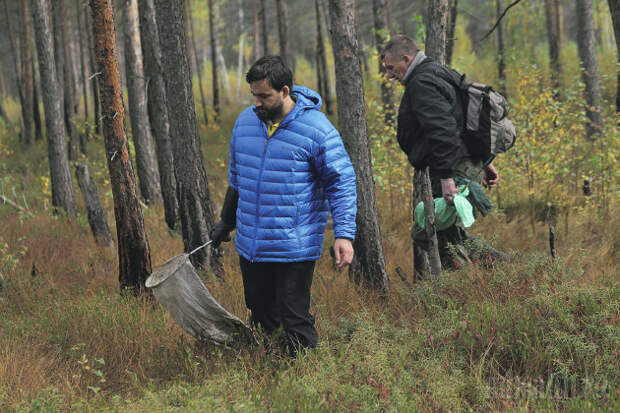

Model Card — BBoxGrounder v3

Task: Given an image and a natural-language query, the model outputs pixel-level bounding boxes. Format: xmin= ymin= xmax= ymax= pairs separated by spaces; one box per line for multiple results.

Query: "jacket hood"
xmin=291 ymin=85 xmax=322 ymax=112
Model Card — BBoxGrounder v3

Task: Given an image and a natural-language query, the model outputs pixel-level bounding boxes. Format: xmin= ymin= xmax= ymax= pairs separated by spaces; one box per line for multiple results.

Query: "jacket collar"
xmin=401 ymin=50 xmax=427 ymax=85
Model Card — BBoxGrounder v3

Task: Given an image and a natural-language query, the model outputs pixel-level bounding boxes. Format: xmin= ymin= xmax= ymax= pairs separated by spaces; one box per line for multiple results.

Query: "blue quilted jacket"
xmin=228 ymin=86 xmax=357 ymax=262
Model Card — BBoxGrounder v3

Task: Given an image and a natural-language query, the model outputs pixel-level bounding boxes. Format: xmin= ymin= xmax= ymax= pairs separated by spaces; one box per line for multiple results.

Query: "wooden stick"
xmin=0 ymin=194 xmax=27 ymax=212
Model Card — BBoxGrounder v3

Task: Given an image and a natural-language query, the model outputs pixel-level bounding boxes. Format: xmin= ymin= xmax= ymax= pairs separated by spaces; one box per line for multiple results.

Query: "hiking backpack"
xmin=437 ymin=68 xmax=517 ymax=165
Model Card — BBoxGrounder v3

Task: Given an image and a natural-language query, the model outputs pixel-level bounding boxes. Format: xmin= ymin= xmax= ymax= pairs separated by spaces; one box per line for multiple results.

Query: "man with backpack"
xmin=381 ymin=35 xmax=510 ymax=270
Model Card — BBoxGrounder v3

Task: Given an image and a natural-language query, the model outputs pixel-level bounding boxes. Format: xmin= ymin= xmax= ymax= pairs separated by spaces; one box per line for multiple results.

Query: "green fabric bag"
xmin=414 ymin=185 xmax=475 ymax=231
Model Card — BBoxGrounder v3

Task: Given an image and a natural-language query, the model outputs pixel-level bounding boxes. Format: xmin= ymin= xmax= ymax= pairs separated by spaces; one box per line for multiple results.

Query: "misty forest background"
xmin=0 ymin=0 xmax=619 ymax=411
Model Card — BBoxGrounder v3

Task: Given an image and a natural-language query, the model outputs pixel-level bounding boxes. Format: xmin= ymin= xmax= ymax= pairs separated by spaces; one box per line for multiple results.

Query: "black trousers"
xmin=239 ymin=256 xmax=318 ymax=351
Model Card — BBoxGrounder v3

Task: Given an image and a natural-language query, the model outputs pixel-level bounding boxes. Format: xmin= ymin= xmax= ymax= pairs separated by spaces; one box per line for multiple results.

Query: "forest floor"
xmin=0 ymin=105 xmax=618 ymax=412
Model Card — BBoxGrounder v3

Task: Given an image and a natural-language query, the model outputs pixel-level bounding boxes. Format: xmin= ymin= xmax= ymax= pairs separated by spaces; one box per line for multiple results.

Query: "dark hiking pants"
xmin=239 ymin=256 xmax=318 ymax=353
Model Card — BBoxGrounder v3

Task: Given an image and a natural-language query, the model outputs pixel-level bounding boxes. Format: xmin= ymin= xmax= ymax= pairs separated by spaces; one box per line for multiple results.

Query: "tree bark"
xmin=123 ymin=0 xmax=162 ymax=204
xmin=186 ymin=1 xmax=209 ymax=125
xmin=496 ymin=0 xmax=506 ymax=96
xmin=0 ymin=100 xmax=9 ymax=124
xmin=275 ymin=0 xmax=293 ymax=73
xmin=89 ymin=0 xmax=152 ymax=294
xmin=576 ymin=0 xmax=604 ymax=140
xmin=608 ymin=0 xmax=620 ymax=112
xmin=85 ymin=7 xmax=101 ymax=134
xmin=208 ymin=0 xmax=220 ymax=119
xmin=76 ymin=162 xmax=113 ymax=246
xmin=216 ymin=29 xmax=231 ymax=103
xmin=137 ymin=0 xmax=179 ymax=230
xmin=76 ymin=0 xmax=90 ymax=124
xmin=259 ymin=0 xmax=268 ymax=57
xmin=545 ymin=0 xmax=562 ymax=98
xmin=446 ymin=0 xmax=458 ymax=66
xmin=31 ymin=0 xmax=77 ymax=217
xmin=3 ymin=0 xmax=26 ymax=135
xmin=31 ymin=59 xmax=43 ymax=142
xmin=315 ymin=0 xmax=332 ymax=115
xmin=20 ymin=0 xmax=35 ymax=145
xmin=328 ymin=0 xmax=389 ymax=293
xmin=153 ymin=0 xmax=222 ymax=274
xmin=416 ymin=0 xmax=449 ymax=278
xmin=236 ymin=3 xmax=245 ymax=99
xmin=372 ymin=0 xmax=394 ymax=124
xmin=53 ymin=0 xmax=80 ymax=161
xmin=253 ymin=2 xmax=260 ymax=60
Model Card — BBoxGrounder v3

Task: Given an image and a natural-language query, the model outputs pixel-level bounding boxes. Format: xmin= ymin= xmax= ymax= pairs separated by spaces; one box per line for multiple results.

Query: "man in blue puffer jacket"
xmin=210 ymin=56 xmax=357 ymax=353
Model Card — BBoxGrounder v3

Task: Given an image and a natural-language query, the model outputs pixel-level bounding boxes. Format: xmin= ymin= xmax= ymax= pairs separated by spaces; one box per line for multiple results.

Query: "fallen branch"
xmin=0 ymin=194 xmax=27 ymax=212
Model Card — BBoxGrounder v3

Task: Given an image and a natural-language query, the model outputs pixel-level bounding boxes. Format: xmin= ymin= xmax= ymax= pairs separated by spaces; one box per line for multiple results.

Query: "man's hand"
xmin=483 ymin=163 xmax=499 ymax=189
xmin=440 ymin=178 xmax=459 ymax=205
xmin=209 ymin=221 xmax=234 ymax=248
xmin=333 ymin=238 xmax=354 ymax=268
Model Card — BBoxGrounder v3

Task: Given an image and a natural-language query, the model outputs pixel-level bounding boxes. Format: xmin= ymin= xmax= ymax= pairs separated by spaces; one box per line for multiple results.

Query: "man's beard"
xmin=254 ymin=101 xmax=284 ymax=122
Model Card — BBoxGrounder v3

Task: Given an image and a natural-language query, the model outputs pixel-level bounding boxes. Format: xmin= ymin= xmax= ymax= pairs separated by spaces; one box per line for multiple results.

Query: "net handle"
xmin=189 ymin=239 xmax=213 ymax=256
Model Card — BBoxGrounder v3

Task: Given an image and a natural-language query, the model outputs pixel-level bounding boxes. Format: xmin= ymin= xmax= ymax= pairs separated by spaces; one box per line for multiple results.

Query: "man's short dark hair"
xmin=381 ymin=35 xmax=419 ymax=60
xmin=246 ymin=55 xmax=293 ymax=91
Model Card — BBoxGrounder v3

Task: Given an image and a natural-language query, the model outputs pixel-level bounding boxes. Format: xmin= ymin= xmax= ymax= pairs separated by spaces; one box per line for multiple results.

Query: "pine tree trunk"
xmin=315 ymin=0 xmax=332 ymax=115
xmin=153 ymin=0 xmax=222 ymax=274
xmin=608 ymin=0 xmax=620 ymax=112
xmin=53 ymin=0 xmax=80 ymax=161
xmin=576 ymin=0 xmax=604 ymax=140
xmin=253 ymin=2 xmax=261 ymax=60
xmin=4 ymin=0 xmax=26 ymax=136
xmin=236 ymin=3 xmax=245 ymax=99
xmin=137 ymin=0 xmax=179 ymax=230
xmin=0 ymin=68 xmax=6 ymax=98
xmin=89 ymin=0 xmax=152 ymax=294
xmin=385 ymin=0 xmax=394 ymax=33
xmin=545 ymin=0 xmax=562 ymax=98
xmin=20 ymin=0 xmax=34 ymax=145
xmin=216 ymin=33 xmax=231 ymax=103
xmin=123 ymin=0 xmax=162 ymax=204
xmin=315 ymin=0 xmax=324 ymax=100
xmin=496 ymin=0 xmax=506 ymax=96
xmin=31 ymin=59 xmax=43 ymax=142
xmin=372 ymin=0 xmax=394 ymax=124
xmin=446 ymin=0 xmax=458 ymax=66
xmin=75 ymin=162 xmax=112 ymax=246
xmin=418 ymin=0 xmax=449 ymax=278
xmin=259 ymin=0 xmax=268 ymax=57
xmin=275 ymin=0 xmax=293 ymax=72
xmin=328 ymin=0 xmax=389 ymax=293
xmin=85 ymin=7 xmax=101 ymax=134
xmin=31 ymin=0 xmax=77 ymax=217
xmin=186 ymin=2 xmax=209 ymax=125
xmin=76 ymin=0 xmax=90 ymax=124
xmin=0 ymin=100 xmax=9 ymax=124
xmin=208 ymin=0 xmax=220 ymax=119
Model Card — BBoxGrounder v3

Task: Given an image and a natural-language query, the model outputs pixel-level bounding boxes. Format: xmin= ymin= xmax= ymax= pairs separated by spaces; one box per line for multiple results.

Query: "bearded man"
xmin=210 ymin=56 xmax=357 ymax=354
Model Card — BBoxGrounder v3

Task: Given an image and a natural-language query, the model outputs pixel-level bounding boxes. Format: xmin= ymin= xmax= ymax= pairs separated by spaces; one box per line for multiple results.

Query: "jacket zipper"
xmin=249 ymin=123 xmax=274 ymax=262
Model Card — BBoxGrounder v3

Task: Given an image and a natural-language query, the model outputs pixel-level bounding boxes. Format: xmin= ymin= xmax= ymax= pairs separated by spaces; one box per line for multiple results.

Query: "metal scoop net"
xmin=145 ymin=241 xmax=255 ymax=346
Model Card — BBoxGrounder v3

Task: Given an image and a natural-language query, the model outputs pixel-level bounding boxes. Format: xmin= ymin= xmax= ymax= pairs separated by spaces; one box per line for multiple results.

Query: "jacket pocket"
xmin=294 ymin=205 xmax=302 ymax=250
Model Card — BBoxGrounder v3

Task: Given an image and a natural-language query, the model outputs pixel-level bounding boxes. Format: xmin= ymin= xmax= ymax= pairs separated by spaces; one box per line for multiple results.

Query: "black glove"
xmin=210 ymin=186 xmax=239 ymax=248
xmin=210 ymin=221 xmax=234 ymax=248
